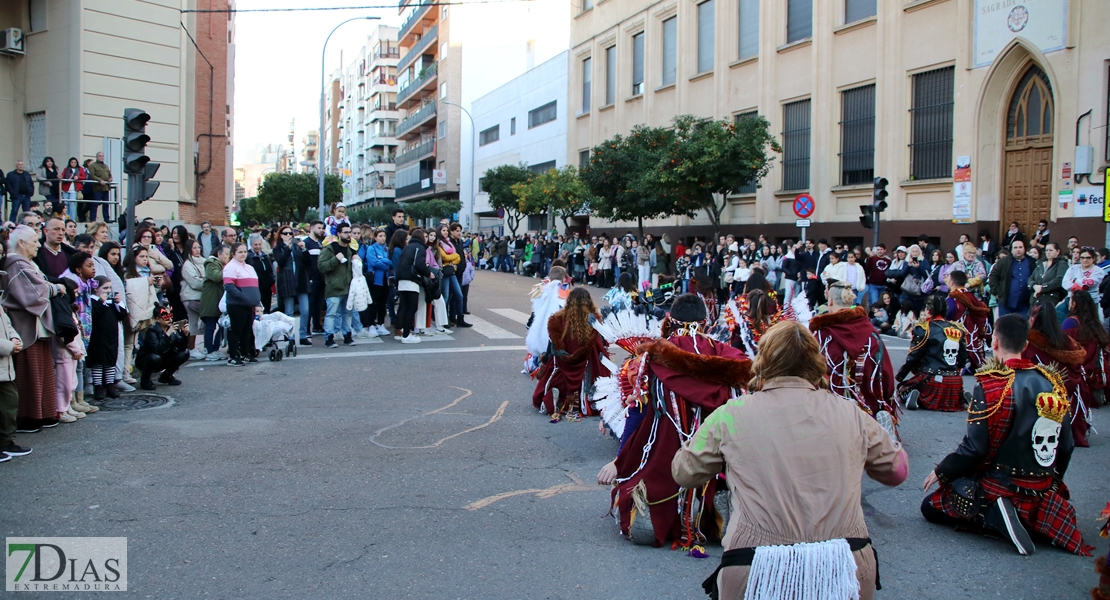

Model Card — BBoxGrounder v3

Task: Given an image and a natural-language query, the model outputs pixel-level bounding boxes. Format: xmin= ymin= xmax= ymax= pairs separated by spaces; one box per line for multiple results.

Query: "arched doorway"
xmin=1002 ymin=65 xmax=1054 ymax=234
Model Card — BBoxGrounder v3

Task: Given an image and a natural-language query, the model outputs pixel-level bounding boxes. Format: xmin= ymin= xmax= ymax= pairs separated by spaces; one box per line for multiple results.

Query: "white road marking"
xmin=488 ymin=308 xmax=531 ymax=325
xmin=464 ymin=315 xmax=522 ymax=339
xmin=285 ymin=345 xmax=526 ymax=360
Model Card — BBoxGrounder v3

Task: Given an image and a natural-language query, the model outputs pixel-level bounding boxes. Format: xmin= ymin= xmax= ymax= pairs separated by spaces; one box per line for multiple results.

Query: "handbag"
xmin=422 ymin=268 xmax=442 ymax=301
xmin=461 ymin=259 xmax=476 ymax=286
xmin=723 ymin=270 xmax=735 ymax=284
xmin=901 ymin=274 xmax=923 ymax=295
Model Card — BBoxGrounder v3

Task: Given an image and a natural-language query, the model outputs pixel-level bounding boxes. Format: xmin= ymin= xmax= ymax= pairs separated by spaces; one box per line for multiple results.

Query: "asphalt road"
xmin=3 ymin=270 xmax=1106 ymax=599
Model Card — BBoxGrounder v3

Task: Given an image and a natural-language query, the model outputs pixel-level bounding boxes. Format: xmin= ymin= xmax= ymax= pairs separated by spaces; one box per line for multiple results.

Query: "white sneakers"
xmin=58 ymin=412 xmax=77 ymax=423
xmin=355 ymin=329 xmax=371 ymax=339
xmin=189 ymin=349 xmax=208 ymax=361
xmin=401 ymin=334 xmax=421 ymax=344
xmin=375 ymin=325 xmax=390 ymax=336
xmin=435 ymin=326 xmax=453 ymax=335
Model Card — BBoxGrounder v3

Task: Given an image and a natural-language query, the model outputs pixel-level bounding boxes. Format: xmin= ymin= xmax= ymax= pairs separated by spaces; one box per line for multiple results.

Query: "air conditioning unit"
xmin=0 ymin=28 xmax=25 ymax=55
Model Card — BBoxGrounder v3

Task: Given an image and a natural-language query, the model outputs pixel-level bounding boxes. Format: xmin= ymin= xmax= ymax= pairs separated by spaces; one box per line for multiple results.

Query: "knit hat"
xmin=669 ymin=294 xmax=707 ymax=323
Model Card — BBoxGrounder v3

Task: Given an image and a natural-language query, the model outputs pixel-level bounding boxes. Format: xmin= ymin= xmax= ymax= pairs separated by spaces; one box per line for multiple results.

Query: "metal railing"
xmin=373 ymin=46 xmax=401 ymax=60
xmin=8 ymin=178 xmax=121 ymax=222
xmin=398 ymin=24 xmax=437 ymax=71
xmin=396 ymin=102 xmax=437 ymax=137
xmin=396 ymin=178 xmax=434 ymax=200
xmin=398 ymin=1 xmax=433 ymax=41
xmin=396 ymin=62 xmax=437 ymax=104
xmin=395 ymin=138 xmax=435 ymax=166
xmin=370 ymin=101 xmax=397 ymax=112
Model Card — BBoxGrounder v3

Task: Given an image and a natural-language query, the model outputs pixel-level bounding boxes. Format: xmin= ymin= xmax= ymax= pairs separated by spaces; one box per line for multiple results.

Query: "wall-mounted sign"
xmin=973 ymin=0 xmax=1067 ymax=69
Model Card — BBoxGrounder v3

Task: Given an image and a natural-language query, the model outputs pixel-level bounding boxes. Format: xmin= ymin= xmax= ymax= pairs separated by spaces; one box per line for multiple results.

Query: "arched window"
xmin=1005 ymin=65 xmax=1053 ymax=148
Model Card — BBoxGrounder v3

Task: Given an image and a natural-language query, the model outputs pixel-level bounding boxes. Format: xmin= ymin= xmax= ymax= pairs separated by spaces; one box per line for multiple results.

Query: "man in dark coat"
xmin=272 ymin=227 xmax=310 ymax=342
xmin=6 ymin=161 xmax=34 ymax=223
xmin=304 ymin=220 xmax=326 ymax=334
xmin=246 ymin=235 xmax=275 ymax=314
xmin=135 ymin=306 xmax=189 ymax=390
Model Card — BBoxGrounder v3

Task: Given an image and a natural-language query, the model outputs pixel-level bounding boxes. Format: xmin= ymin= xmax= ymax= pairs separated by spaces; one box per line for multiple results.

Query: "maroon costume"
xmin=810 ymin=307 xmax=897 ymax=423
xmin=1022 ymin=329 xmax=1089 ymax=447
xmin=1063 ymin=316 xmax=1109 ymax=412
xmin=947 ymin=288 xmax=990 ymax=371
xmin=532 ymin=312 xmax=610 ymax=417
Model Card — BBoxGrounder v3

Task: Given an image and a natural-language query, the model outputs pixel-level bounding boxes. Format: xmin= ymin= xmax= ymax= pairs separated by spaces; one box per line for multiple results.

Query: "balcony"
xmin=368 ymin=131 xmax=397 ymax=148
xmin=395 ymin=138 xmax=435 ymax=166
xmin=398 ymin=24 xmax=437 ymax=72
xmin=396 ymin=102 xmax=436 ymax=138
xmin=396 ymin=176 xmax=436 ymax=200
xmin=373 ymin=46 xmax=401 ymax=62
xmin=398 ymin=1 xmax=433 ymax=44
xmin=397 ymin=62 xmax=437 ymax=106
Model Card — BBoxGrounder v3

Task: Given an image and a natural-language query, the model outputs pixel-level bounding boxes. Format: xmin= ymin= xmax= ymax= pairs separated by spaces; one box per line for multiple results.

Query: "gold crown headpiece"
xmin=1035 ymin=392 xmax=1069 ymax=423
xmin=943 ymin=327 xmax=962 ymax=342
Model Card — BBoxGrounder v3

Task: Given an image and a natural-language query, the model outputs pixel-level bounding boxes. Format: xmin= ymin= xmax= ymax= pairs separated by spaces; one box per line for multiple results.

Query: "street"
xmin=3 ymin=271 xmax=1106 ymax=599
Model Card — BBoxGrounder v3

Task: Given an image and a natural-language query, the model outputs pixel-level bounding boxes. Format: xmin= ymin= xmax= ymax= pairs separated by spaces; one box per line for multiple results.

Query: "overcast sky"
xmin=232 ymin=0 xmax=402 ymax=166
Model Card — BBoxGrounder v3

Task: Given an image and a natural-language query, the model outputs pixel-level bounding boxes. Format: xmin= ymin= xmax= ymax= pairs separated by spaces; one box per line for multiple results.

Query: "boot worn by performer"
xmin=921 ymin=314 xmax=1094 ymax=557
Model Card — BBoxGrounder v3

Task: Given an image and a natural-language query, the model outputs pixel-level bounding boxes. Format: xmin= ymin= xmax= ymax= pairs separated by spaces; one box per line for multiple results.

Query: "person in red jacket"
xmin=945 ymin=270 xmax=990 ymax=371
xmin=531 ymin=287 xmax=610 ymax=422
xmin=1022 ymin=304 xmax=1088 ymax=446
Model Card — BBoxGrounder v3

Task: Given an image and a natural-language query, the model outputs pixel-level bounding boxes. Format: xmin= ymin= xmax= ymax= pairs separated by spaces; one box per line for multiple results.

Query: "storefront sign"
xmin=952 ymin=156 xmax=972 ymax=223
xmin=974 ymin=0 xmax=1067 ymax=68
xmin=1074 ymin=185 xmax=1104 ymax=218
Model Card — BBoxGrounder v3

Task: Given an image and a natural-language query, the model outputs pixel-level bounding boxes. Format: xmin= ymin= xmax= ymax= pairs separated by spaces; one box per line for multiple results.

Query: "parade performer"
xmin=1023 ymin=303 xmax=1090 ymax=446
xmin=674 ymin=321 xmax=907 ymax=600
xmin=718 ymin=288 xmax=810 ymax=357
xmin=896 ymin=294 xmax=968 ymax=412
xmin=922 ymin=314 xmax=1093 ymax=557
xmin=523 ymin=266 xmax=572 ymax=372
xmin=1094 ymin=503 xmax=1110 ymax=599
xmin=1064 ymin=293 xmax=1109 ymax=414
xmin=810 ymin=281 xmax=898 ymax=440
xmin=689 ymin=275 xmax=718 ymax=324
xmin=595 ymin=294 xmax=752 ymax=552
xmin=946 ymin=270 xmax=990 ymax=371
xmin=532 ymin=287 xmax=610 ymax=422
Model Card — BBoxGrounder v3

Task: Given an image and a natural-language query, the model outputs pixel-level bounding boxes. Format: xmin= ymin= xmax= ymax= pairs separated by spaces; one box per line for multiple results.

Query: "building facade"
xmin=569 ymin=0 xmax=1110 ymax=248
xmin=189 ymin=0 xmax=236 ymax=225
xmin=0 ymin=1 xmax=215 ymax=221
xmin=472 ymin=51 xmax=569 ymax=233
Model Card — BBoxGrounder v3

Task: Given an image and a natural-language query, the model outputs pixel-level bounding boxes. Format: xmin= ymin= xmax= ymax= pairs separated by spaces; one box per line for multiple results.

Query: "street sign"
xmin=497 ymin=207 xmax=506 ymax=219
xmin=795 ymin=219 xmax=811 ymax=228
xmin=793 ymin=194 xmax=815 ymax=218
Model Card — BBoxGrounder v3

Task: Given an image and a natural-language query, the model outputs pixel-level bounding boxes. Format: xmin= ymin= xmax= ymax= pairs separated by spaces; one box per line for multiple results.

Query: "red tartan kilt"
xmin=897 ymin=372 xmax=964 ymax=412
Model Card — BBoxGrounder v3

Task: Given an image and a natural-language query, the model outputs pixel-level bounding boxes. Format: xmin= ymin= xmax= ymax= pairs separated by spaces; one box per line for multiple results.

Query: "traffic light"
xmin=873 ymin=177 xmax=889 ymax=213
xmin=123 ymin=108 xmax=152 ymax=174
xmin=137 ymin=161 xmax=160 ymax=206
xmin=859 ymin=204 xmax=874 ymax=229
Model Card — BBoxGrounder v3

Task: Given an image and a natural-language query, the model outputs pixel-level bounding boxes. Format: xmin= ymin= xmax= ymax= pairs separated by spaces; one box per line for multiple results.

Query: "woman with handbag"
xmin=122 ymin=245 xmax=159 ymax=381
xmin=180 ymin=239 xmax=207 ymax=361
xmin=899 ymin=245 xmax=928 ymax=314
xmin=436 ymin=224 xmax=466 ymax=327
xmin=395 ymin=228 xmax=434 ymax=344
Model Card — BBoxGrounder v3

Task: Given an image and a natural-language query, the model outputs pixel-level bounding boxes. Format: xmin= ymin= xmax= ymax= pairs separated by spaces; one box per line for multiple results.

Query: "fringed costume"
xmin=947 ymin=288 xmax=990 ymax=371
xmin=531 ymin=312 xmax=610 ymax=421
xmin=810 ymin=307 xmax=899 ymax=438
xmin=717 ymin=292 xmax=811 ymax=357
xmin=1023 ymin=329 xmax=1090 ymax=447
xmin=523 ymin=279 xmax=572 ymax=372
xmin=896 ymin=318 xmax=968 ymax=412
xmin=923 ymin=358 xmax=1093 ymax=557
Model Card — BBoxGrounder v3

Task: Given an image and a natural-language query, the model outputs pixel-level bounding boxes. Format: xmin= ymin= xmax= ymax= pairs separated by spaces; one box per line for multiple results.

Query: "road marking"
xmin=370 ymin=387 xmax=509 ymax=450
xmin=464 ymin=314 xmax=522 ymax=339
xmin=488 ymin=308 xmax=531 ymax=325
xmin=183 ymin=344 xmax=525 ymax=366
xmin=465 ymin=472 xmax=599 ymax=511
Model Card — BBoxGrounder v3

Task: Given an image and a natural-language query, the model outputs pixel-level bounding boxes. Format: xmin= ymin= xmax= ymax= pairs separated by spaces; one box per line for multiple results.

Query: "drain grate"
xmin=93 ymin=393 xmax=172 ymax=412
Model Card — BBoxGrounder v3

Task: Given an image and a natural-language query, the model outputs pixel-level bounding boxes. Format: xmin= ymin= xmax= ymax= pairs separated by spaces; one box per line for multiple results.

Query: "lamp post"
xmin=442 ymin=101 xmax=476 ymax=231
xmin=319 ymin=16 xmax=380 ymax=219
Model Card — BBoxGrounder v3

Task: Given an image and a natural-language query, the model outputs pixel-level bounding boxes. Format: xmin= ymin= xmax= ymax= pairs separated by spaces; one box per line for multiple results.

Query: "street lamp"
xmin=319 ymin=16 xmax=380 ymax=219
xmin=442 ymin=100 xmax=475 ymax=231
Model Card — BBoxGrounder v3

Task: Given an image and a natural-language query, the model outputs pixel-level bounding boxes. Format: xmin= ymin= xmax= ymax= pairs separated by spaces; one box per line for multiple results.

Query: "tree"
xmin=256 ymin=172 xmax=343 ymax=222
xmin=512 ymin=165 xmax=591 ymax=231
xmin=348 ymin=203 xmax=398 ymax=226
xmin=405 ymin=198 xmax=462 ymax=223
xmin=236 ymin=196 xmax=265 ymax=226
xmin=481 ymin=163 xmax=532 ymax=235
xmin=579 ymin=125 xmax=681 ymax=240
xmin=648 ymin=114 xmax=780 ymax=239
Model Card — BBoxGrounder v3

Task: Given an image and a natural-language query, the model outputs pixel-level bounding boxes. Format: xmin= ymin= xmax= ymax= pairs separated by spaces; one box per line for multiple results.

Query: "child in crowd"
xmin=890 ymin=299 xmax=917 ymax=339
xmin=323 ymin=203 xmax=357 ymax=250
xmin=735 ymin=258 xmax=752 ymax=284
xmin=51 ymin=280 xmax=85 ymax=422
xmin=63 ymin=251 xmax=98 ymax=413
xmin=88 ymin=276 xmax=127 ymax=400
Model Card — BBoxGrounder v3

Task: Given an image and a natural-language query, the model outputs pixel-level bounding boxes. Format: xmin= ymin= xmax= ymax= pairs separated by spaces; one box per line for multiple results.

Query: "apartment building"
xmin=0 ymin=0 xmax=236 ymax=223
xmin=569 ymin=0 xmax=1110 ymax=247
xmin=300 ymin=130 xmax=318 ymax=172
xmin=327 ymin=25 xmax=401 ymax=209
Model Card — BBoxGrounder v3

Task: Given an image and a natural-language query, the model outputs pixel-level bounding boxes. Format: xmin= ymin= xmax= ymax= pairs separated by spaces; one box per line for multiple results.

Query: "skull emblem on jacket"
xmin=942 ymin=338 xmax=959 ymax=366
xmin=1031 ymin=416 xmax=1061 ymax=467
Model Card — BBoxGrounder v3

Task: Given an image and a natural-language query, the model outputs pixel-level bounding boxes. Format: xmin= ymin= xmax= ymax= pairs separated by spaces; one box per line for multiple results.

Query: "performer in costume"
xmin=922 ymin=314 xmax=1093 ymax=557
xmin=717 ymin=288 xmax=810 ymax=357
xmin=896 ymin=294 xmax=969 ymax=412
xmin=532 ymin=287 xmax=610 ymax=422
xmin=595 ymin=294 xmax=752 ymax=552
xmin=1023 ymin=303 xmax=1090 ymax=446
xmin=523 ymin=266 xmax=572 ymax=373
xmin=810 ymin=281 xmax=899 ymax=440
xmin=946 ymin=269 xmax=990 ymax=371
xmin=689 ymin=274 xmax=718 ymax=323
xmin=1063 ymin=292 xmax=1109 ymax=411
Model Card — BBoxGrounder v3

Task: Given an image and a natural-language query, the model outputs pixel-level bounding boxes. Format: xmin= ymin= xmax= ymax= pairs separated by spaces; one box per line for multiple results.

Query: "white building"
xmin=471 ymin=51 xmax=569 ymax=233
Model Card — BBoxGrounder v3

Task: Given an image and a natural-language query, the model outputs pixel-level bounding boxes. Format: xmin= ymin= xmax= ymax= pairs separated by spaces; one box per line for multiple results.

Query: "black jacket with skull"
xmin=896 ymin=318 xmax=968 ymax=380
xmin=934 ymin=359 xmax=1074 ymax=490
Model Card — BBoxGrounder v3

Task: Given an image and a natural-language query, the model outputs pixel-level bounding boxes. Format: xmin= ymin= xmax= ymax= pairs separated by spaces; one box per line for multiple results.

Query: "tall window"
xmin=529 ymin=101 xmax=557 ymax=128
xmin=582 ymin=0 xmax=593 ymax=12
xmin=29 ymin=0 xmax=47 ymax=32
xmin=479 ymin=125 xmax=500 ymax=146
xmin=839 ymin=85 xmax=876 ymax=185
xmin=697 ymin=0 xmax=714 ymax=73
xmin=510 ymin=117 xmax=516 ymax=135
xmin=909 ymin=66 xmax=954 ymax=180
xmin=661 ymin=17 xmax=677 ymax=86
xmin=529 ymin=160 xmax=557 ymax=175
xmin=734 ymin=112 xmax=759 ymax=193
xmin=845 ymin=0 xmax=876 ymax=23
xmin=605 ymin=46 xmax=617 ymax=105
xmin=738 ymin=0 xmax=759 ymax=60
xmin=782 ymin=99 xmax=811 ymax=191
xmin=632 ymin=32 xmax=645 ymax=95
xmin=787 ymin=0 xmax=812 ymax=44
xmin=581 ymin=57 xmax=592 ymax=112
xmin=579 ymin=150 xmax=590 ymax=168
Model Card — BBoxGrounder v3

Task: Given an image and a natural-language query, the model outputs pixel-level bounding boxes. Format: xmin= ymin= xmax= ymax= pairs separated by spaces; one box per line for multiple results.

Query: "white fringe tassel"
xmin=591 ymin=374 xmax=626 ymax=438
xmin=744 ymin=538 xmax=860 ymax=600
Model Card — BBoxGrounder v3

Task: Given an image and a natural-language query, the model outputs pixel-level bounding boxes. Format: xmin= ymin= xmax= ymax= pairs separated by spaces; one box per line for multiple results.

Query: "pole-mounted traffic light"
xmin=873 ymin=177 xmax=889 ymax=213
xmin=123 ymin=108 xmax=160 ymax=247
xmin=870 ymin=177 xmax=889 ymax=247
xmin=859 ymin=204 xmax=874 ymax=229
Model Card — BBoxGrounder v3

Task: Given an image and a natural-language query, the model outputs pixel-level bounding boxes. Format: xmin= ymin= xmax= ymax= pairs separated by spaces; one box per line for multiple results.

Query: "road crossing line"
xmin=487 ymin=308 xmax=531 ymax=325
xmin=464 ymin=315 xmax=522 ymax=339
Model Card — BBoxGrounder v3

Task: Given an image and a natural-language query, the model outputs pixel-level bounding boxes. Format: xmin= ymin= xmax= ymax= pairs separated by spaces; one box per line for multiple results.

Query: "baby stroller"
xmin=252 ymin=311 xmax=299 ymax=362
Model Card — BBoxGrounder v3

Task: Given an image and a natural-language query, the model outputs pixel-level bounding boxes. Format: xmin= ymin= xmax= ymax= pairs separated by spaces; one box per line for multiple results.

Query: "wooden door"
xmin=1002 ymin=65 xmax=1054 ymax=235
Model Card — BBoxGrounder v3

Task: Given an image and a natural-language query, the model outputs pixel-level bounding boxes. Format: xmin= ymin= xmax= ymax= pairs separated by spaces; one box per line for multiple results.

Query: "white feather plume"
xmin=591 ymin=374 xmax=626 ymax=438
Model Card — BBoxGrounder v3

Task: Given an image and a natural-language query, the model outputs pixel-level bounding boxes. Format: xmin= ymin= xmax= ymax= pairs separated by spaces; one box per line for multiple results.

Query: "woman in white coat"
xmin=821 ymin=252 xmax=866 ymax=304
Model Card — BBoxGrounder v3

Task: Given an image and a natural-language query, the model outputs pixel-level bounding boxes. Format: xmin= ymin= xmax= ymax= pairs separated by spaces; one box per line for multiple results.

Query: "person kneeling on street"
xmin=136 ymin=305 xmax=189 ymax=390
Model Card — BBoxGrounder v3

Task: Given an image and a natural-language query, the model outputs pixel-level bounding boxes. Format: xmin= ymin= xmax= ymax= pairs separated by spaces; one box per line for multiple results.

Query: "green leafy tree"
xmin=579 ymin=125 xmax=679 ymax=240
xmin=348 ymin=203 xmax=399 ymax=226
xmin=512 ymin=165 xmax=591 ymax=231
xmin=405 ymin=199 xmax=463 ymax=223
xmin=236 ymin=196 xmax=265 ymax=226
xmin=481 ymin=163 xmax=532 ymax=235
xmin=648 ymin=114 xmax=780 ymax=239
xmin=256 ymin=172 xmax=343 ymax=222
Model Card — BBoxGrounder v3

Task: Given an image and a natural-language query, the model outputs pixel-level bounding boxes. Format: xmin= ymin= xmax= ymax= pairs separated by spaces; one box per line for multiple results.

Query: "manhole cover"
xmin=94 ymin=394 xmax=173 ymax=412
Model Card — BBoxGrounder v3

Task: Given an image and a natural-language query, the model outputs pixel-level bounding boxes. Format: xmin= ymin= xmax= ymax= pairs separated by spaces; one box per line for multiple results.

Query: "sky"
xmin=231 ymin=0 xmax=403 ymax=166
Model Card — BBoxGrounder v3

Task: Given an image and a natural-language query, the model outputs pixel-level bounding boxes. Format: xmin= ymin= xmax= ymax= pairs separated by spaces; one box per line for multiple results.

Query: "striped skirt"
xmin=16 ymin=339 xmax=58 ymax=422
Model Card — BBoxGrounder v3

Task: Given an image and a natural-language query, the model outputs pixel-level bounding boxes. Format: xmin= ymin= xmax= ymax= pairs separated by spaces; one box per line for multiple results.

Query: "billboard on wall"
xmin=974 ymin=0 xmax=1067 ymax=68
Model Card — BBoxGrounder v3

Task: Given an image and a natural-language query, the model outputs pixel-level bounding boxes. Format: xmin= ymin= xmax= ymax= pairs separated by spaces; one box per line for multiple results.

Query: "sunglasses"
xmin=1081 ymin=255 xmax=1094 ymax=260
xmin=281 ymin=231 xmax=293 ymax=236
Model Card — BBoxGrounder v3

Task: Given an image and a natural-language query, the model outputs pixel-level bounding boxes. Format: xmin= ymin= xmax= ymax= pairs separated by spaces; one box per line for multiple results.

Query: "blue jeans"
xmin=62 ymin=190 xmax=78 ymax=219
xmin=441 ymin=273 xmax=463 ymax=321
xmin=997 ymin=304 xmax=1029 ymax=318
xmin=867 ymin=284 xmax=885 ymax=306
xmin=324 ymin=296 xmax=350 ymax=338
xmin=501 ymin=255 xmax=514 ymax=273
xmin=202 ymin=316 xmax=223 ymax=354
xmin=8 ymin=195 xmax=30 ymax=222
xmin=544 ymin=258 xmax=552 ymax=277
xmin=283 ymin=292 xmax=310 ymax=339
